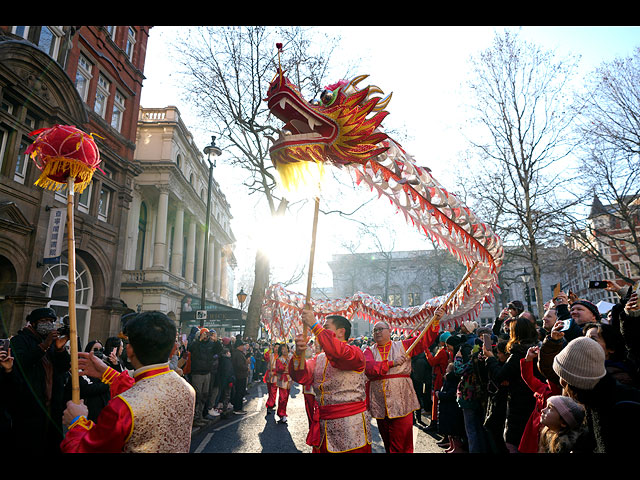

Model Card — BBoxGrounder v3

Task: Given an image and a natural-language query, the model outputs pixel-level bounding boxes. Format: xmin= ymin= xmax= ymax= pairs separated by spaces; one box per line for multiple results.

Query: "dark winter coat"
xmin=188 ymin=338 xmax=217 ymax=375
xmin=9 ymin=326 xmax=71 ymax=452
xmin=217 ymin=354 xmax=234 ymax=388
xmin=570 ymin=373 xmax=640 ymax=453
xmin=437 ymin=371 xmax=465 ymax=437
xmin=485 ymin=341 xmax=537 ymax=446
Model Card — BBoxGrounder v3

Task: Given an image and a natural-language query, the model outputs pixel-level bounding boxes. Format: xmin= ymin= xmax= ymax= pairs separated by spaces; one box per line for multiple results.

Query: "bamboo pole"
xmin=303 ymin=196 xmax=321 ymax=340
xmin=66 ymin=177 xmax=80 ymax=404
xmin=405 ymin=261 xmax=479 ymax=357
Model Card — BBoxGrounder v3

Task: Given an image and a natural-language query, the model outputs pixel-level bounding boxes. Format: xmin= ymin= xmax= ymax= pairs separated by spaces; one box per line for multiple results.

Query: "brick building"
xmin=0 ymin=26 xmax=151 ymax=345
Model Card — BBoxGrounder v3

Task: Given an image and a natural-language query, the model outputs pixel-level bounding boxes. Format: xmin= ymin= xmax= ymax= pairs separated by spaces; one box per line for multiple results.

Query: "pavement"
xmin=191 ymin=380 xmax=450 ymax=453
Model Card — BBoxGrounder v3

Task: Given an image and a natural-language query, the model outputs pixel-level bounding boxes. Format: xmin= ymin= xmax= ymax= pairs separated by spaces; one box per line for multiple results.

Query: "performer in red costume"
xmin=290 ymin=306 xmax=371 ymax=453
xmin=60 ymin=311 xmax=196 ymax=453
xmin=263 ymin=344 xmax=278 ymax=414
xmin=274 ymin=343 xmax=292 ymax=424
xmin=364 ymin=306 xmax=446 ymax=453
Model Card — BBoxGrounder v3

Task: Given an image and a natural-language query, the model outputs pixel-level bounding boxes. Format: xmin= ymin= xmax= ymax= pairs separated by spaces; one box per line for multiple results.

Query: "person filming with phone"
xmin=8 ymin=307 xmax=71 ymax=453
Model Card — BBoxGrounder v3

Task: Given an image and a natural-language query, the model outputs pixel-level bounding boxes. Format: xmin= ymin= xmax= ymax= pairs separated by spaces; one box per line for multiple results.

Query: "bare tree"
xmin=171 ymin=26 xmax=340 ymax=339
xmin=562 ymin=48 xmax=640 ymax=283
xmin=461 ymin=29 xmax=582 ymax=318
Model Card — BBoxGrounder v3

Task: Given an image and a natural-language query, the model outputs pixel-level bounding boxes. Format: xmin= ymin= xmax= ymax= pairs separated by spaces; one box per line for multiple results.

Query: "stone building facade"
xmin=121 ymin=106 xmax=237 ymax=334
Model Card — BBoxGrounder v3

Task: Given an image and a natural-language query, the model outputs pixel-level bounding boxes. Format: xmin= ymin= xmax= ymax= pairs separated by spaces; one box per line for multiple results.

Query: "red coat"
xmin=517 ymin=357 xmax=561 ymax=453
xmin=426 ymin=347 xmax=451 ymax=391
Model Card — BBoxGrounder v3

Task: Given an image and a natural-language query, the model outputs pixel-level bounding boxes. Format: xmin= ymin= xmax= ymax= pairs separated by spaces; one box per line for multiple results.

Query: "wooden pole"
xmin=66 ymin=177 xmax=80 ymax=404
xmin=303 ymin=196 xmax=321 ymax=339
xmin=405 ymin=261 xmax=479 ymax=357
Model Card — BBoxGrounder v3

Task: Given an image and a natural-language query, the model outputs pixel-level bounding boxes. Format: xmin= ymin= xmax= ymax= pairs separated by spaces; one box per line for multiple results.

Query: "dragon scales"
xmin=260 ymin=68 xmax=504 ymax=338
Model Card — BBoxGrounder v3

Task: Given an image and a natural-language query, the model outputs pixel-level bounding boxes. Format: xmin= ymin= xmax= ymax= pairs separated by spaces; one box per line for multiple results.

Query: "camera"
xmin=57 ymin=316 xmax=70 ymax=336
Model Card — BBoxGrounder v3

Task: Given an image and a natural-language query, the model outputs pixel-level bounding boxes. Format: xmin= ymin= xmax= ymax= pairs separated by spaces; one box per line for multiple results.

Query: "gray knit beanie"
xmin=552 ymin=337 xmax=606 ymax=390
xmin=546 ymin=395 xmax=585 ymax=429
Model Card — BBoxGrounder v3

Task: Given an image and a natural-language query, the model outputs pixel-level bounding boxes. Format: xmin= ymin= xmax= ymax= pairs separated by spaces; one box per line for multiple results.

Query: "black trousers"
xmin=232 ymin=377 xmax=247 ymax=412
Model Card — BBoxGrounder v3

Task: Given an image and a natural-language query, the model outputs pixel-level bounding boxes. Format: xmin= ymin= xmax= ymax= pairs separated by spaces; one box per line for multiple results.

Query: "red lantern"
xmin=25 ymin=124 xmax=102 ymax=193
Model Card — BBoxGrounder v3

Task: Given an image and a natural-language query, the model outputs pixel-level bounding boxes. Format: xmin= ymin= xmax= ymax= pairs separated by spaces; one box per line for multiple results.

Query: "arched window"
xmin=135 ymin=202 xmax=147 ymax=270
xmin=42 ymin=254 xmax=93 ymax=348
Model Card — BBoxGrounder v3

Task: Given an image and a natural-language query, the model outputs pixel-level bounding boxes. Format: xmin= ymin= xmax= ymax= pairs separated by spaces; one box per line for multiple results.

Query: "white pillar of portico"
xmin=171 ymin=206 xmax=185 ymax=276
xmin=196 ymin=227 xmax=205 ymax=288
xmin=207 ymin=236 xmax=215 ymax=295
xmin=220 ymin=249 xmax=228 ymax=301
xmin=185 ymin=219 xmax=196 ymax=283
xmin=213 ymin=240 xmax=221 ymax=296
xmin=153 ymin=187 xmax=169 ymax=268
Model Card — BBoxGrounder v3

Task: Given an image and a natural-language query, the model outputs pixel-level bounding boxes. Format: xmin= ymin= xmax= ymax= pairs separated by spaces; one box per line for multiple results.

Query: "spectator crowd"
xmin=401 ymin=279 xmax=640 ymax=453
xmin=1 ymin=277 xmax=639 ymax=454
xmin=0 ymin=308 xmax=271 ymax=453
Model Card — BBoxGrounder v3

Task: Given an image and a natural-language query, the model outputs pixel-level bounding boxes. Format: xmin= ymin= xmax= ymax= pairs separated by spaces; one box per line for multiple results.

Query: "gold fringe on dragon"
xmin=260 ymin=59 xmax=504 ymax=339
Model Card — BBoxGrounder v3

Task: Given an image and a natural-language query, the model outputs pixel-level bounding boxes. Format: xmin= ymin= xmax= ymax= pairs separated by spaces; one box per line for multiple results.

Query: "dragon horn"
xmin=348 ymin=74 xmax=369 ymax=89
xmin=374 ymin=93 xmax=393 ymax=112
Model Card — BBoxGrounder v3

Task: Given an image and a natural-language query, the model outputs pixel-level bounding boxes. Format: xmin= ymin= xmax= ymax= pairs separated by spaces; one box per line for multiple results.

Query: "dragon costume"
xmin=261 ymin=63 xmax=504 ymax=338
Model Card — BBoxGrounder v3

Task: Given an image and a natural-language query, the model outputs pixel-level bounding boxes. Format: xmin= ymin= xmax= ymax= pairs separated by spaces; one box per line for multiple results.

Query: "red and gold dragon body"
xmin=261 ymin=66 xmax=504 ymax=337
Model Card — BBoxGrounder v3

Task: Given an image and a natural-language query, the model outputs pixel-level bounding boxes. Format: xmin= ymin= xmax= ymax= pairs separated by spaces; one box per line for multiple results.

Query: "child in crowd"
xmin=538 ymin=395 xmax=588 ymax=453
xmin=518 ymin=345 xmax=562 ymax=453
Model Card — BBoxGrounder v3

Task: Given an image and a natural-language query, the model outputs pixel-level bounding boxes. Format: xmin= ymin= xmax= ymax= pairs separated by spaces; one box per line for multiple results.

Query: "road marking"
xmin=194 ymin=432 xmax=214 ymax=453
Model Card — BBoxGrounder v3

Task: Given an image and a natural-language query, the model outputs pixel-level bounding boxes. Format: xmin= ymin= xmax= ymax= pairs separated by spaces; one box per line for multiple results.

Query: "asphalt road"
xmin=190 ymin=380 xmax=445 ymax=454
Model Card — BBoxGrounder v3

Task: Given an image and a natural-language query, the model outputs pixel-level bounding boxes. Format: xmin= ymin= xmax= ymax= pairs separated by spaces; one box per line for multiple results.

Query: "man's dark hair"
xmin=326 ymin=315 xmax=351 ymax=339
xmin=125 ymin=311 xmax=176 ymax=366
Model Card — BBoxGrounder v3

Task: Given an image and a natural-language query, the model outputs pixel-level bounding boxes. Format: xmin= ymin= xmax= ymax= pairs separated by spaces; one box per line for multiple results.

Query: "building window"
xmin=14 ymin=139 xmax=29 ymax=184
xmin=36 ymin=26 xmax=64 ymax=59
xmin=125 ymin=27 xmax=136 ymax=60
xmin=105 ymin=26 xmax=116 ymax=41
xmin=98 ymin=185 xmax=112 ymax=222
xmin=388 ymin=293 xmax=403 ymax=307
xmin=136 ymin=202 xmax=147 ymax=270
xmin=408 ymin=292 xmax=421 ymax=306
xmin=11 ymin=26 xmax=30 ymax=39
xmin=0 ymin=129 xmax=10 ymax=173
xmin=111 ymin=91 xmax=125 ymax=131
xmin=94 ymin=74 xmax=110 ymax=119
xmin=75 ymin=54 xmax=93 ymax=102
xmin=77 ymin=183 xmax=92 ymax=213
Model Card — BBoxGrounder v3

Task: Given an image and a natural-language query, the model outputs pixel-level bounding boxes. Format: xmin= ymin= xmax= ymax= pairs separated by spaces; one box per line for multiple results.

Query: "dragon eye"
xmin=320 ymin=89 xmax=335 ymax=105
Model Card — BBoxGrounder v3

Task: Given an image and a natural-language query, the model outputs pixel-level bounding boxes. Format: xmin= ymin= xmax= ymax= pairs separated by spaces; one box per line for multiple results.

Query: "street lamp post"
xmin=520 ymin=267 xmax=532 ymax=313
xmin=200 ymin=136 xmax=222 ymax=327
xmin=237 ymin=287 xmax=247 ymax=337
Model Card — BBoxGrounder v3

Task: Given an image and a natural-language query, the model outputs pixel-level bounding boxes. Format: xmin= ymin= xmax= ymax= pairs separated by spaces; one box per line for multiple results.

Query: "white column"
xmin=207 ymin=236 xmax=215 ymax=295
xmin=196 ymin=227 xmax=205 ymax=287
xmin=153 ymin=187 xmax=169 ymax=268
xmin=171 ymin=206 xmax=184 ymax=276
xmin=220 ymin=249 xmax=228 ymax=301
xmin=185 ymin=219 xmax=196 ymax=283
xmin=213 ymin=240 xmax=221 ymax=296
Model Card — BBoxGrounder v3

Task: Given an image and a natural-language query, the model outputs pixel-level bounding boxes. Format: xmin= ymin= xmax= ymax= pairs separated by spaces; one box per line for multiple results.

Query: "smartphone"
xmin=553 ymin=283 xmax=562 ymax=299
xmin=558 ymin=319 xmax=572 ymax=332
xmin=0 ymin=338 xmax=10 ymax=353
xmin=482 ymin=333 xmax=492 ymax=350
xmin=589 ymin=280 xmax=607 ymax=289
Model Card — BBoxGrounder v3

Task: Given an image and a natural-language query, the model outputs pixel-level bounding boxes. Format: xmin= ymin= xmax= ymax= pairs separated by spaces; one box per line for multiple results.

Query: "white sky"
xmin=139 ymin=26 xmax=640 ymax=294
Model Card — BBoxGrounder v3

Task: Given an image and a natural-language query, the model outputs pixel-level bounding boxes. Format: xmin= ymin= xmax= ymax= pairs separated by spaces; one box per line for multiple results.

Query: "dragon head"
xmin=265 ymin=67 xmax=393 ymax=192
